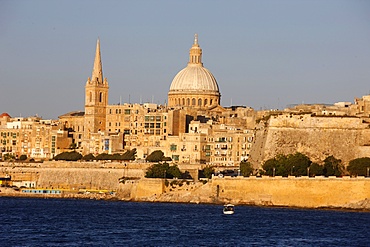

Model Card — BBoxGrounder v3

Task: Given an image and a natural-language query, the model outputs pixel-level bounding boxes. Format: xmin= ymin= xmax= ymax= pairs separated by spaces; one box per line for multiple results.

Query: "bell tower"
xmin=84 ymin=39 xmax=109 ymax=138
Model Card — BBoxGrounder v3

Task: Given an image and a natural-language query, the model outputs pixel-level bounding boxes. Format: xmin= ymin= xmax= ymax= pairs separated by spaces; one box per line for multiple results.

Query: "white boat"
xmin=223 ymin=204 xmax=235 ymax=215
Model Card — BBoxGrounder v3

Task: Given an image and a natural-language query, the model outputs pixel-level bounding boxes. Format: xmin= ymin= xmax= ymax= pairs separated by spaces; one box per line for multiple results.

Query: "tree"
xmin=121 ymin=149 xmax=137 ymax=161
xmin=167 ymin=165 xmax=182 ymax=179
xmin=3 ymin=153 xmax=15 ymax=161
xmin=145 ymin=163 xmax=170 ymax=178
xmin=19 ymin=154 xmax=27 ymax=161
xmin=347 ymin=157 xmax=370 ymax=176
xmin=145 ymin=163 xmax=185 ymax=179
xmin=262 ymin=152 xmax=311 ymax=177
xmin=308 ymin=163 xmax=324 ymax=176
xmin=95 ymin=153 xmax=111 ymax=160
xmin=82 ymin=153 xmax=95 ymax=161
xmin=323 ymin=155 xmax=344 ymax=176
xmin=146 ymin=150 xmax=171 ymax=162
xmin=286 ymin=152 xmax=311 ymax=176
xmin=54 ymin=151 xmax=82 ymax=161
xmin=262 ymin=157 xmax=279 ymax=176
xmin=200 ymin=166 xmax=215 ymax=179
xmin=240 ymin=161 xmax=254 ymax=176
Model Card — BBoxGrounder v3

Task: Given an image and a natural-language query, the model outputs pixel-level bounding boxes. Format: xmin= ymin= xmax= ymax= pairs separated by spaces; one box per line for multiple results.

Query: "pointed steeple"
xmin=188 ymin=33 xmax=203 ymax=66
xmin=91 ymin=38 xmax=103 ymax=83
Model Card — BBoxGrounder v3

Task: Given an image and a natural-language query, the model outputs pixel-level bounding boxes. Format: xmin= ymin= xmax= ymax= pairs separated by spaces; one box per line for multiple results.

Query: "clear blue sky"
xmin=1 ymin=0 xmax=370 ymax=119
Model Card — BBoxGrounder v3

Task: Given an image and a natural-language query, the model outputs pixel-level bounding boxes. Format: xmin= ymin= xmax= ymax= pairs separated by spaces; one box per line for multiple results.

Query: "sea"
xmin=0 ymin=197 xmax=369 ymax=247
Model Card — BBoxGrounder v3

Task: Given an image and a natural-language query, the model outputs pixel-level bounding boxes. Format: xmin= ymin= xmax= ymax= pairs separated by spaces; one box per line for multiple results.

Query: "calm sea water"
xmin=0 ymin=197 xmax=369 ymax=247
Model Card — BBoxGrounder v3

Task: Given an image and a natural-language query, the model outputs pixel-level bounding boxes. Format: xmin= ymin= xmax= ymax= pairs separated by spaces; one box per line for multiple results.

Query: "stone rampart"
xmin=2 ymin=162 xmax=370 ymax=210
xmin=251 ymin=115 xmax=370 ymax=166
xmin=212 ymin=176 xmax=370 ymax=208
xmin=269 ymin=114 xmax=367 ymax=129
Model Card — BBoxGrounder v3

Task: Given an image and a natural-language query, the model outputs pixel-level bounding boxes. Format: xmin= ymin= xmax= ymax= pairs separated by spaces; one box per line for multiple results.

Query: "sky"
xmin=1 ymin=0 xmax=370 ymax=119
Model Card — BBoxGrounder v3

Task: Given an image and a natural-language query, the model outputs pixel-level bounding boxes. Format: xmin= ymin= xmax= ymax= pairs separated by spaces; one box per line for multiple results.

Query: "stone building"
xmin=56 ymin=35 xmax=256 ymax=166
xmin=7 ymin=34 xmax=370 ymax=167
xmin=0 ymin=115 xmax=70 ymax=160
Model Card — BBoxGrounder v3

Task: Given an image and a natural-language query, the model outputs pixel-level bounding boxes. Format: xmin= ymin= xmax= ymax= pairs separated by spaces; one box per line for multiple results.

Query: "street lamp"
xmin=291 ymin=166 xmax=295 ymax=176
xmin=367 ymin=167 xmax=369 ymax=177
xmin=273 ymin=167 xmax=275 ymax=177
xmin=307 ymin=167 xmax=310 ymax=177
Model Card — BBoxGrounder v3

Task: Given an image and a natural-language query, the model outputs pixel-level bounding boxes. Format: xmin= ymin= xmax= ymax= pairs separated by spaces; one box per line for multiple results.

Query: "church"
xmin=59 ymin=35 xmax=256 ymax=165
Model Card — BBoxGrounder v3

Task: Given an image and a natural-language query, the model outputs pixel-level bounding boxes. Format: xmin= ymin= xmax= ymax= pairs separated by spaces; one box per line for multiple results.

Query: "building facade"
xmin=3 ymin=35 xmax=370 ymax=166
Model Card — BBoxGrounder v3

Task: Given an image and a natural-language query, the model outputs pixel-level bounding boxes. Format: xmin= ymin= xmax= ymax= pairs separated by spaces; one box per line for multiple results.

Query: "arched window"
xmin=198 ymin=99 xmax=202 ymax=106
xmin=204 ymin=99 xmax=208 ymax=106
xmin=187 ymin=98 xmax=190 ymax=106
xmin=99 ymin=92 xmax=103 ymax=103
xmin=192 ymin=98 xmax=196 ymax=106
xmin=210 ymin=99 xmax=213 ymax=105
xmin=89 ymin=92 xmax=92 ymax=102
xmin=182 ymin=98 xmax=185 ymax=105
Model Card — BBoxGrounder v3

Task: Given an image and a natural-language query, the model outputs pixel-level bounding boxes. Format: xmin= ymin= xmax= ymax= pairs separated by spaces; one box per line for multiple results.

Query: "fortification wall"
xmin=212 ymin=176 xmax=370 ymax=208
xmin=1 ymin=163 xmax=370 ymax=209
xmin=252 ymin=115 xmax=370 ymax=166
xmin=269 ymin=114 xmax=366 ymax=129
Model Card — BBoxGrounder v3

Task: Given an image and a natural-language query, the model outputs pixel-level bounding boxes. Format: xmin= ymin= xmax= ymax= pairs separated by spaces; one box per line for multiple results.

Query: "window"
xmin=99 ymin=92 xmax=103 ymax=102
xmin=170 ymin=144 xmax=177 ymax=151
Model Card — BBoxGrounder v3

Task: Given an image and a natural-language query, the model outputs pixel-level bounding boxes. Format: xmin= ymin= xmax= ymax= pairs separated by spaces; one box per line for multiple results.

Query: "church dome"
xmin=169 ymin=65 xmax=219 ymax=93
xmin=168 ymin=35 xmax=221 ymax=109
xmin=0 ymin=112 xmax=11 ymax=118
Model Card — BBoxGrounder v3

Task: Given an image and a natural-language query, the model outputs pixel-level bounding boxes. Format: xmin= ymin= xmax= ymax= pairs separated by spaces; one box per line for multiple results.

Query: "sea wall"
xmin=212 ymin=176 xmax=370 ymax=208
xmin=1 ymin=162 xmax=370 ymax=210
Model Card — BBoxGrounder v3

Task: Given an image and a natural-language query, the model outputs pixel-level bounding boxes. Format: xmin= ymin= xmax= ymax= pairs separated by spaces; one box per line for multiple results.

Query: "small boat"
xmin=223 ymin=204 xmax=235 ymax=215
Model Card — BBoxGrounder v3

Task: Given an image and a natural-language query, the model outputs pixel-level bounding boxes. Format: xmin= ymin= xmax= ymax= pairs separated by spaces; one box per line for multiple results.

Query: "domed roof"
xmin=170 ymin=65 xmax=219 ymax=92
xmin=0 ymin=112 xmax=11 ymax=118
xmin=169 ymin=34 xmax=220 ymax=95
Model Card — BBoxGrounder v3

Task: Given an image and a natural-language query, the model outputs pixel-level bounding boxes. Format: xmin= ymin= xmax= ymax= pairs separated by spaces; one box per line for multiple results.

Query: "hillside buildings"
xmin=1 ymin=35 xmax=370 ymax=166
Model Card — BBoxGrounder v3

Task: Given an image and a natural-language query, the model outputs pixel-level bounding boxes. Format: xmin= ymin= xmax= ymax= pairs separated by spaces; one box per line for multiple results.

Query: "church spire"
xmin=188 ymin=33 xmax=202 ymax=66
xmin=91 ymin=38 xmax=103 ymax=83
